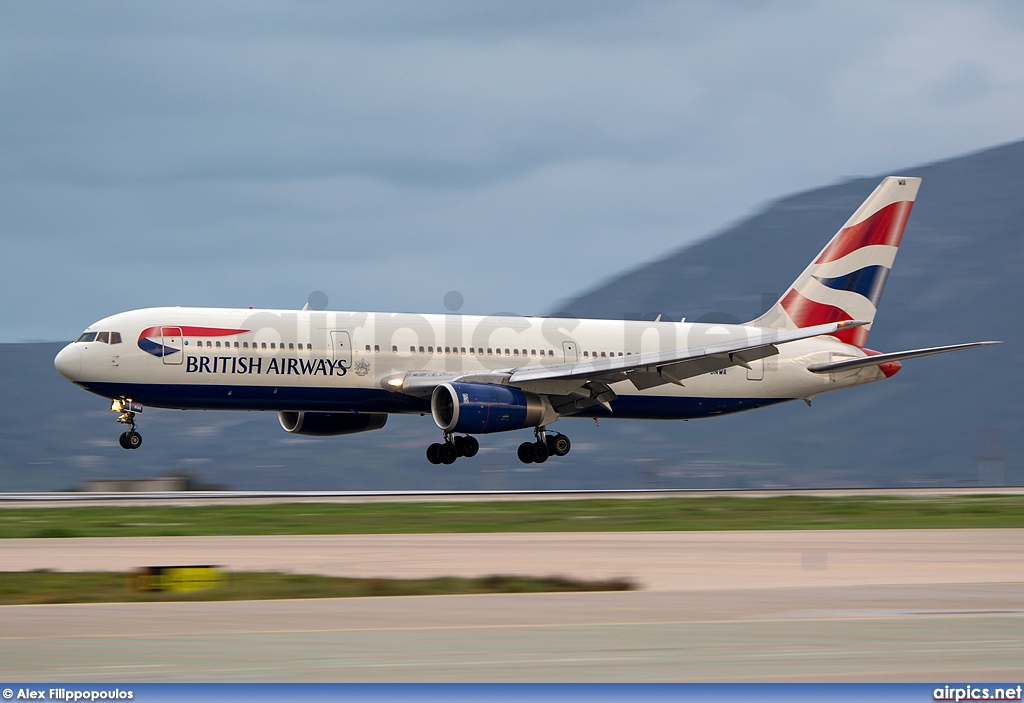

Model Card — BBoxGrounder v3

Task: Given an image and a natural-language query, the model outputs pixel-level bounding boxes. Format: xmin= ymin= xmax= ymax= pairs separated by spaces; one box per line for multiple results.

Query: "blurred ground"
xmin=1 ymin=528 xmax=1021 ymax=681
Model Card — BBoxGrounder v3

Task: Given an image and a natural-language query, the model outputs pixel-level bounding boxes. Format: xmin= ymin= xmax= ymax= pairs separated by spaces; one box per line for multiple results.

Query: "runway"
xmin=2 ymin=486 xmax=1023 ymax=507
xmin=1 ymin=529 xmax=1022 ymax=681
xmin=2 ymin=529 xmax=1022 ymax=591
xmin=2 ymin=586 xmax=1022 ymax=681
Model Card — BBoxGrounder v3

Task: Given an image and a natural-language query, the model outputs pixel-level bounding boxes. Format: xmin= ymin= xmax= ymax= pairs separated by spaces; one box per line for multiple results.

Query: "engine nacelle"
xmin=278 ymin=411 xmax=388 ymax=436
xmin=431 ymin=382 xmax=546 ymax=434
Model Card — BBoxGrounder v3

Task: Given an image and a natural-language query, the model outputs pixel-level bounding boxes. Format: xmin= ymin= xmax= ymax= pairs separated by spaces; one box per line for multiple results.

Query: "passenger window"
xmin=110 ymin=332 xmax=122 ymax=344
xmin=601 ymin=352 xmax=606 ymax=358
xmin=419 ymin=346 xmax=424 ymax=353
xmin=375 ymin=345 xmax=381 ymax=352
xmin=261 ymin=342 xmax=267 ymax=349
xmin=365 ymin=345 xmax=371 ymax=351
xmin=392 ymin=345 xmax=398 ymax=352
xmin=531 ymin=349 xmax=536 ymax=356
xmin=216 ymin=341 xmax=221 ymax=348
xmin=583 ymin=351 xmax=589 ymax=358
xmin=207 ymin=341 xmax=213 ymax=348
xmin=539 ymin=349 xmax=544 ymax=357
xmin=513 ymin=349 xmax=519 ymax=356
xmin=478 ymin=348 xmax=484 ymax=355
xmin=306 ymin=343 xmax=312 ymax=350
xmin=504 ymin=348 xmax=510 ymax=355
xmin=549 ymin=350 xmax=555 ymax=357
xmin=272 ymin=342 xmax=277 ymax=349
xmin=487 ymin=348 xmax=493 ymax=355
xmin=461 ymin=347 xmax=466 ymax=354
xmin=287 ymin=343 xmax=293 ymax=350
xmin=234 ymin=342 xmax=239 ymax=348
xmin=444 ymin=347 xmax=450 ymax=354
xmin=428 ymin=346 xmax=434 ymax=353
xmin=243 ymin=342 xmax=249 ymax=349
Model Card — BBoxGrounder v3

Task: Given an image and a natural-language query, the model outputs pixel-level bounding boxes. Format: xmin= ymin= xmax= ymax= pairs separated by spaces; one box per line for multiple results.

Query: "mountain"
xmin=556 ymin=139 xmax=1024 ymax=487
xmin=1 ymin=140 xmax=1020 ymax=491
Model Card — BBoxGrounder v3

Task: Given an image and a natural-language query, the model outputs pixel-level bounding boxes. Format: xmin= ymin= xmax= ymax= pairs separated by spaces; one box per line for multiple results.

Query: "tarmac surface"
xmin=2 ymin=486 xmax=1023 ymax=507
xmin=1 ymin=528 xmax=1022 ymax=681
xmin=1 ymin=529 xmax=1022 ymax=591
xmin=2 ymin=585 xmax=1023 ymax=682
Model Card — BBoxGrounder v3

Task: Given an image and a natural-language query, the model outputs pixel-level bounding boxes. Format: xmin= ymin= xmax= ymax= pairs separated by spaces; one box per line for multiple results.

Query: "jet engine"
xmin=431 ymin=382 xmax=547 ymax=434
xmin=278 ymin=411 xmax=388 ymax=436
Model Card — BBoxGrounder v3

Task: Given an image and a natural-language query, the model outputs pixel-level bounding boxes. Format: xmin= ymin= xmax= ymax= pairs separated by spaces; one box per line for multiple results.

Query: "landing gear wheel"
xmin=118 ymin=432 xmax=130 ymax=449
xmin=453 ymin=436 xmax=467 ymax=457
xmin=125 ymin=431 xmax=142 ymax=450
xmin=531 ymin=440 xmax=549 ymax=464
xmin=461 ymin=436 xmax=479 ymax=458
xmin=547 ymin=434 xmax=571 ymax=457
xmin=438 ymin=442 xmax=458 ymax=465
xmin=517 ymin=442 xmax=535 ymax=464
xmin=426 ymin=443 xmax=443 ymax=464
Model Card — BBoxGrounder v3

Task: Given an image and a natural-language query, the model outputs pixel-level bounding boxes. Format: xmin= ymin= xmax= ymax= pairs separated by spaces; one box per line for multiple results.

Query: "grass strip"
xmin=0 ymin=570 xmax=633 ymax=605
xmin=0 ymin=496 xmax=1022 ymax=539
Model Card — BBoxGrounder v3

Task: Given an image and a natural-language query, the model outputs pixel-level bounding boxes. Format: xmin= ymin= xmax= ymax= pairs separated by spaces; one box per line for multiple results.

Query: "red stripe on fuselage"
xmin=814 ymin=200 xmax=914 ymax=264
xmin=139 ymin=326 xmax=249 ymax=339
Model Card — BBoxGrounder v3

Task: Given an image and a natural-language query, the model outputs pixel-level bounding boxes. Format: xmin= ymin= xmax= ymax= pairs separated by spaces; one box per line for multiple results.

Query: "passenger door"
xmin=562 ymin=341 xmax=579 ymax=363
xmin=161 ymin=327 xmax=183 ymax=365
xmin=329 ymin=330 xmax=353 ymax=368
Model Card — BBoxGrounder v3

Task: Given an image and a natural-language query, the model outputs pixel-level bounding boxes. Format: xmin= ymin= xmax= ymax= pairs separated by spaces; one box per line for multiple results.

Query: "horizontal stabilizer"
xmin=807 ymin=341 xmax=1000 ymax=374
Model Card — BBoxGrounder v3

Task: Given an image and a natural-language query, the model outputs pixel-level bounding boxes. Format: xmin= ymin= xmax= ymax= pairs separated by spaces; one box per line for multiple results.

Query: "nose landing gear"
xmin=112 ymin=398 xmax=143 ymax=450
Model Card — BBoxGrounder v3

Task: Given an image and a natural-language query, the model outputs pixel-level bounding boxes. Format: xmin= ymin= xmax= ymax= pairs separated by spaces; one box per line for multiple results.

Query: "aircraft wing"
xmin=806 ymin=341 xmax=1000 ymax=374
xmin=394 ymin=320 xmax=869 ymax=404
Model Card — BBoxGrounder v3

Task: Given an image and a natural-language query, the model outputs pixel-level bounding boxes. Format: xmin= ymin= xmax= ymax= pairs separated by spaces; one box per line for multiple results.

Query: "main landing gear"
xmin=112 ymin=398 xmax=143 ymax=450
xmin=517 ymin=426 xmax=571 ymax=465
xmin=424 ymin=427 xmax=571 ymax=465
xmin=426 ymin=434 xmax=480 ymax=465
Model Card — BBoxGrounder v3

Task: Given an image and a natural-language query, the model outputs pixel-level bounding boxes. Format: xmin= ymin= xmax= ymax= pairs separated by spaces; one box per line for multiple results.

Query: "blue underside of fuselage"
xmin=76 ymin=381 xmax=794 ymax=420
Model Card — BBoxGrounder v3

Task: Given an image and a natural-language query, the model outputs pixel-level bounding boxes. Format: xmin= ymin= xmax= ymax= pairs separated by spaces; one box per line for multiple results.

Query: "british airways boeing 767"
xmin=54 ymin=177 xmax=997 ymax=464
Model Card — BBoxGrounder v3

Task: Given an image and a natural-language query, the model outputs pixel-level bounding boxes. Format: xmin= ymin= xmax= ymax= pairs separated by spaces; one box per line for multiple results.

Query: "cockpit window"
xmin=96 ymin=332 xmax=109 ymax=344
xmin=76 ymin=332 xmax=97 ymax=343
xmin=110 ymin=332 xmax=122 ymax=345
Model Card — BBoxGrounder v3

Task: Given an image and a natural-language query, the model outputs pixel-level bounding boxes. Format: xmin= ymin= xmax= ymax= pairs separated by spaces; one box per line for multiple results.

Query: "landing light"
xmin=387 ymin=378 xmax=404 ymax=388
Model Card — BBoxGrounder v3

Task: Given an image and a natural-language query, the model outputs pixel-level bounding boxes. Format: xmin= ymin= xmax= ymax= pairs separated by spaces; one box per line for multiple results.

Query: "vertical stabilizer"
xmin=750 ymin=176 xmax=921 ymax=346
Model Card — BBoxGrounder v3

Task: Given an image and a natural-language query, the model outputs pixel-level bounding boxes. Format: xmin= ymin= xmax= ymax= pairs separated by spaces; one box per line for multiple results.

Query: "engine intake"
xmin=431 ymin=382 xmax=545 ymax=434
xmin=278 ymin=411 xmax=387 ymax=436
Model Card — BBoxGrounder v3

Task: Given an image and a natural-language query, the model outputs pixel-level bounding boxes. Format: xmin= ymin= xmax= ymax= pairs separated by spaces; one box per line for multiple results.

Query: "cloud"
xmin=2 ymin=1 xmax=1024 ymax=340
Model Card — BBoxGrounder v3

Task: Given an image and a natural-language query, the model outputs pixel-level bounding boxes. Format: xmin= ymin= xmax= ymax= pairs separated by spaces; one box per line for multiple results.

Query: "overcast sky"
xmin=3 ymin=1 xmax=1024 ymax=341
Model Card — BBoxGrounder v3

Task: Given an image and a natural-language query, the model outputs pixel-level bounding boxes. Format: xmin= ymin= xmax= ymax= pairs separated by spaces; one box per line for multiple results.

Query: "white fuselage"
xmin=54 ymin=306 xmax=887 ymax=421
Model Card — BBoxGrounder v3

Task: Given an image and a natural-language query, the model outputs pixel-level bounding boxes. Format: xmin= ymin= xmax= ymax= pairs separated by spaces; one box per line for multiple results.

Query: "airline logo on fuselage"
xmin=138 ymin=326 xmax=250 ymax=358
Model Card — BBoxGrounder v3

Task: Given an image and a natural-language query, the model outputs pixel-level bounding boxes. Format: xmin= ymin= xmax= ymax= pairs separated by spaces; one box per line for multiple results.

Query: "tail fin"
xmin=750 ymin=176 xmax=921 ymax=346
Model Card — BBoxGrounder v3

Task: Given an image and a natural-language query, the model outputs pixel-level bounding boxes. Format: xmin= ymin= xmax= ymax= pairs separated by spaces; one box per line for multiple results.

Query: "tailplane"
xmin=750 ymin=176 xmax=921 ymax=346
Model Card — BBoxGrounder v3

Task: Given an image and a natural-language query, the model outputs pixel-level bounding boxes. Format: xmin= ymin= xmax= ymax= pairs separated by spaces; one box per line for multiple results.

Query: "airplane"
xmin=54 ymin=176 xmax=997 ymax=465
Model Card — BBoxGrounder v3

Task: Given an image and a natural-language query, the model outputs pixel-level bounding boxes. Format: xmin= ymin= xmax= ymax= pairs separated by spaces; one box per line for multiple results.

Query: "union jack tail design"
xmin=751 ymin=176 xmax=921 ymax=346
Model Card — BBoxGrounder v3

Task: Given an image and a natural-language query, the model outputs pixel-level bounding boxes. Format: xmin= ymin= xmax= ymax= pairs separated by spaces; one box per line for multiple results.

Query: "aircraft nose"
xmin=54 ymin=344 xmax=82 ymax=381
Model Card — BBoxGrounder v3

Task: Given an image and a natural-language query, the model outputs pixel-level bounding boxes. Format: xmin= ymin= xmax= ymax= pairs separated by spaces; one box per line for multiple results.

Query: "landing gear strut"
xmin=112 ymin=398 xmax=143 ymax=450
xmin=518 ymin=426 xmax=571 ymax=464
xmin=426 ymin=433 xmax=479 ymax=465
